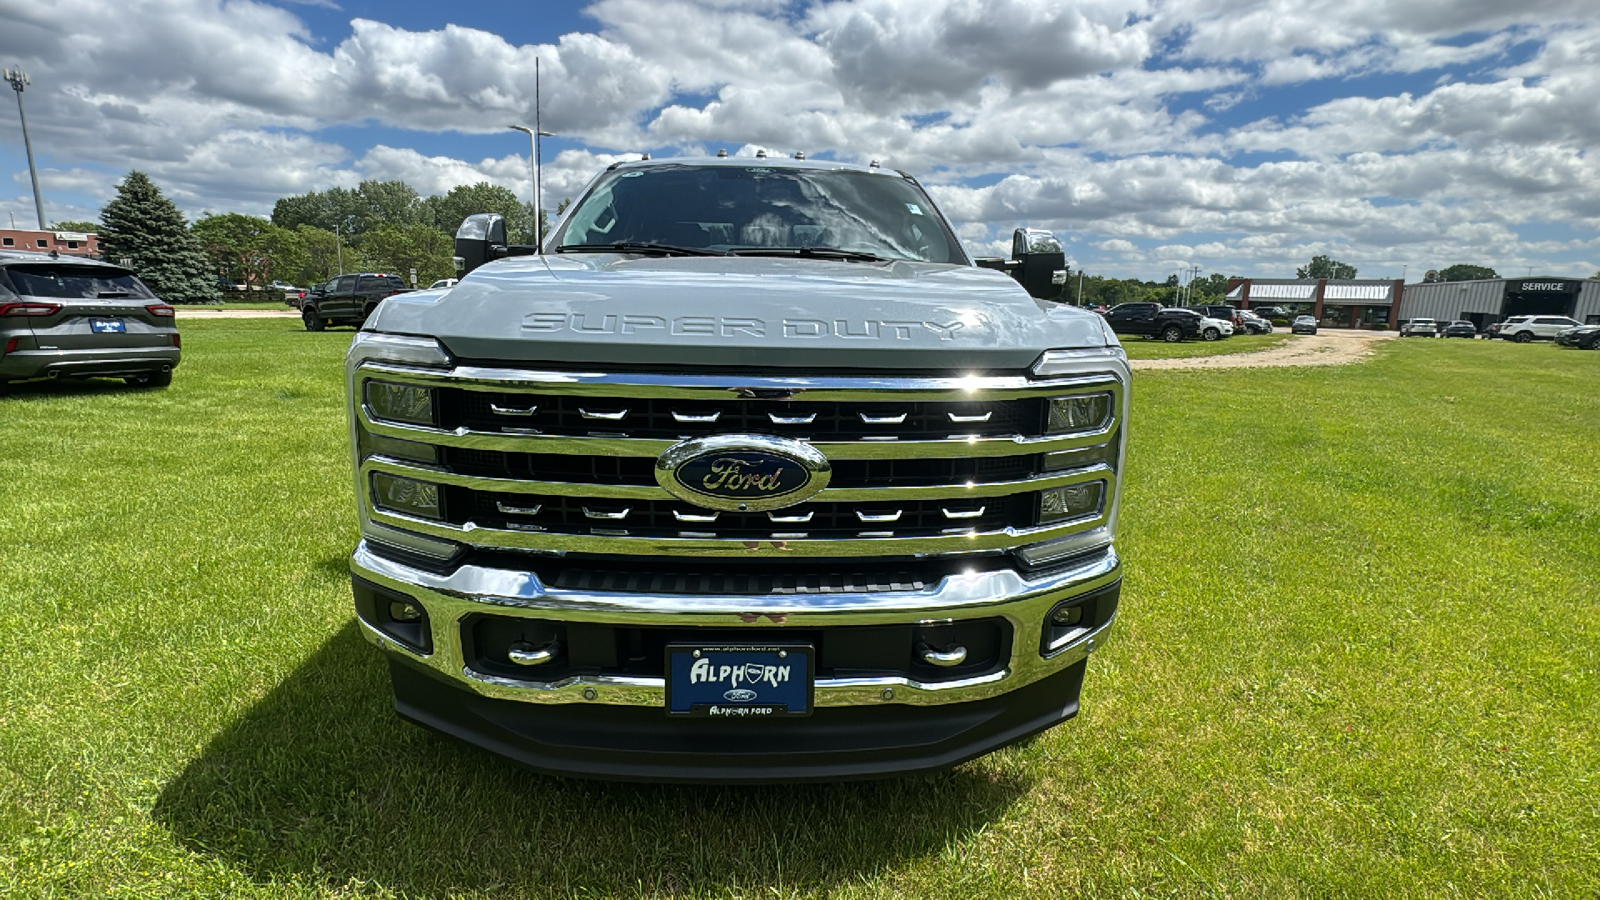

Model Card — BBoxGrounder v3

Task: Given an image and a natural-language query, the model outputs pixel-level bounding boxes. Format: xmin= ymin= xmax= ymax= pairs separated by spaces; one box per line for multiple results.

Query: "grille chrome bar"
xmin=583 ymin=506 xmax=631 ymax=521
xmin=769 ymin=412 xmax=817 ymax=425
xmin=579 ymin=407 xmax=628 ymax=421
xmin=768 ymin=510 xmax=815 ymax=523
xmin=360 ymin=361 xmax=1121 ymax=403
xmin=860 ymin=412 xmax=908 ymax=425
xmin=948 ymin=411 xmax=992 ymax=423
xmin=369 ymin=504 xmax=1111 ymax=558
xmin=941 ymin=506 xmax=987 ymax=520
xmin=362 ymin=417 xmax=1117 ymax=460
xmin=361 ymin=456 xmax=1110 ymax=503
xmin=672 ymin=510 xmax=719 ymax=523
xmin=856 ymin=510 xmax=904 ymax=523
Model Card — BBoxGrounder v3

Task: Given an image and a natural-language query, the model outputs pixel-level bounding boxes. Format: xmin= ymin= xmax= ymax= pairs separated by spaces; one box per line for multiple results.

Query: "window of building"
xmin=66 ymin=241 xmax=79 ymax=249
xmin=36 ymin=239 xmax=49 ymax=247
xmin=1 ymin=237 xmax=12 ymax=246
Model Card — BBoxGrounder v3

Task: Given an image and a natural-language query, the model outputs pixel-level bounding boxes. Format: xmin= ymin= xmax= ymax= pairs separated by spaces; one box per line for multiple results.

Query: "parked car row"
xmin=1100 ymin=302 xmax=1247 ymax=342
xmin=1555 ymin=324 xmax=1600 ymax=349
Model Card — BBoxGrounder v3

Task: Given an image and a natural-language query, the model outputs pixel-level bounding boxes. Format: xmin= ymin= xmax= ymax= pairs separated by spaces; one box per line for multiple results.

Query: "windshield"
xmin=554 ymin=164 xmax=965 ymax=263
xmin=2 ymin=265 xmax=155 ymax=299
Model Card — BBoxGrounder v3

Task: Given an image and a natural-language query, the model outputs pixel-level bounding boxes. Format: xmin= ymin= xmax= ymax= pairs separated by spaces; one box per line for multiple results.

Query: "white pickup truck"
xmin=344 ymin=156 xmax=1129 ymax=781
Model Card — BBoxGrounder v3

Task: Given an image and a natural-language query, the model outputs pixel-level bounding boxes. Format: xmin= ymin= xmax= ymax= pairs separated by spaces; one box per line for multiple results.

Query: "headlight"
xmin=372 ymin=472 xmax=442 ymax=520
xmin=1046 ymin=393 xmax=1112 ymax=434
xmin=1039 ymin=481 xmax=1104 ymax=525
xmin=365 ymin=381 xmax=437 ymax=426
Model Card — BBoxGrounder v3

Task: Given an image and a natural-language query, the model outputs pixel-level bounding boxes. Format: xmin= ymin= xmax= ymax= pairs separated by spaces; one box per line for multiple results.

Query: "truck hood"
xmin=368 ymin=254 xmax=1116 ymax=371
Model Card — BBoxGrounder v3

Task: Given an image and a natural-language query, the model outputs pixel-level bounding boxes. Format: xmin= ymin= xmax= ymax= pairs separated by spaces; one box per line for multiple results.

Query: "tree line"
xmin=63 ymin=171 xmax=557 ymax=303
xmin=60 ymin=171 xmax=1537 ymax=305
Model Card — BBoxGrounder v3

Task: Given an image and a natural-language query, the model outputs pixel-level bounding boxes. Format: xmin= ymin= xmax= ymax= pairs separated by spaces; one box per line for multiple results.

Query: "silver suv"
xmin=1496 ymin=315 xmax=1583 ymax=343
xmin=0 ymin=251 xmax=180 ymax=388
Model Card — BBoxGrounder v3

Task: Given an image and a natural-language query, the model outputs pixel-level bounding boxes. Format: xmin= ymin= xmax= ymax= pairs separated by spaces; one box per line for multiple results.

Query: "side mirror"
xmin=1011 ymin=228 xmax=1067 ymax=300
xmin=454 ymin=213 xmax=509 ymax=275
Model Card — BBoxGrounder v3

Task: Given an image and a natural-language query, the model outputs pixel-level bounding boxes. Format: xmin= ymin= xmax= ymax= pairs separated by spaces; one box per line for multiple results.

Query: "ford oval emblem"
xmin=655 ymin=434 xmax=831 ymax=512
xmin=723 ymin=688 xmax=758 ymax=702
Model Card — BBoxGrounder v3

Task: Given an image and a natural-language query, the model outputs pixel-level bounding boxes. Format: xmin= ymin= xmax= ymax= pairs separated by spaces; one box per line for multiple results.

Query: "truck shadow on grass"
xmin=153 ymin=621 xmax=1032 ymax=896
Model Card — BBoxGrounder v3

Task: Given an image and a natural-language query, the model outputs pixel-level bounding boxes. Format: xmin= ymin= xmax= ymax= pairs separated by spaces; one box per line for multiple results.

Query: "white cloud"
xmin=0 ymin=0 xmax=1595 ymax=279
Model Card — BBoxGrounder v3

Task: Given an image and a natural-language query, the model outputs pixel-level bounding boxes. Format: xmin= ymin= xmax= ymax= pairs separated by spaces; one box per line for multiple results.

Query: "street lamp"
xmin=334 ymin=215 xmax=355 ymax=275
xmin=3 ymin=65 xmax=45 ymax=229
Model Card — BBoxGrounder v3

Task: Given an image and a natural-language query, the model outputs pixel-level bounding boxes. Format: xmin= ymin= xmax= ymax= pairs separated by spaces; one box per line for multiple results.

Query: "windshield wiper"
xmin=555 ymin=242 xmax=728 ymax=257
xmin=726 ymin=247 xmax=892 ymax=262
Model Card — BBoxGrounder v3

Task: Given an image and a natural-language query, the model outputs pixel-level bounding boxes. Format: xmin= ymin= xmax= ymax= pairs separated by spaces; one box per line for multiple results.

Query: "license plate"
xmin=90 ymin=319 xmax=126 ymax=333
xmin=665 ymin=644 xmax=813 ymax=717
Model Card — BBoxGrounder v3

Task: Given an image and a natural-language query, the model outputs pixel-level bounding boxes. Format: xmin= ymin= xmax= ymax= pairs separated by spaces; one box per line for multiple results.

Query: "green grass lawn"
xmin=1121 ymin=331 xmax=1293 ymax=359
xmin=181 ymin=300 xmax=296 ymax=311
xmin=1 ymin=323 xmax=1596 ymax=898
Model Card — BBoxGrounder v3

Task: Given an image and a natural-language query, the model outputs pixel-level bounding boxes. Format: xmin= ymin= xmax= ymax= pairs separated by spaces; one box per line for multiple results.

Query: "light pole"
xmin=3 ymin=65 xmax=46 ymax=230
xmin=334 ymin=215 xmax=355 ymax=275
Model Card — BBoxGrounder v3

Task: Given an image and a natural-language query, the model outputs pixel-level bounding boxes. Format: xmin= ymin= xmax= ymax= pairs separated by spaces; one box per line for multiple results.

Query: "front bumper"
xmin=350 ymin=540 xmax=1121 ymax=781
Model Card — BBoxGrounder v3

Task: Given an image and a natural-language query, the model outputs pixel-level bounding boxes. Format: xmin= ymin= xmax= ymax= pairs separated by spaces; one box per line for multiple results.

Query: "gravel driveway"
xmin=1131 ymin=329 xmax=1396 ymax=370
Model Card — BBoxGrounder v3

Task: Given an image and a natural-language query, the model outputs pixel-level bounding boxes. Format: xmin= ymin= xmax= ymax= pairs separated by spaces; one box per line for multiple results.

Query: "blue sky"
xmin=1 ymin=0 xmax=1596 ymax=281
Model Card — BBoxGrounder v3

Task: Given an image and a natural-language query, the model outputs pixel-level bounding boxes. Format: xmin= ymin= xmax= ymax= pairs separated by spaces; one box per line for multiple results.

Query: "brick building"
xmin=1225 ymin=277 xmax=1405 ymax=329
xmin=0 ymin=227 xmax=102 ymax=258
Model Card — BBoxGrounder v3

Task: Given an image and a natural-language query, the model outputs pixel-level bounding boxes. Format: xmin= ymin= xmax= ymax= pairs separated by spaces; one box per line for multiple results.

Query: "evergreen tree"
xmin=99 ymin=172 xmax=218 ymax=304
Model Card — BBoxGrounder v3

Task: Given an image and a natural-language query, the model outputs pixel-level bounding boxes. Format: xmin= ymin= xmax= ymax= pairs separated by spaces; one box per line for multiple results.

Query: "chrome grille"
xmin=450 ymin=490 xmax=1031 ymax=539
xmin=439 ymin=447 xmax=1038 ymax=488
xmin=449 ymin=391 xmax=1047 ymax=440
xmin=354 ymin=364 xmax=1124 ymax=561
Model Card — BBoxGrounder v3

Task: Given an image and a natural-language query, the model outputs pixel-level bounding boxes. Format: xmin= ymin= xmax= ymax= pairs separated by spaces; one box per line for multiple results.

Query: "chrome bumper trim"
xmin=350 ymin=540 xmax=1120 ymax=709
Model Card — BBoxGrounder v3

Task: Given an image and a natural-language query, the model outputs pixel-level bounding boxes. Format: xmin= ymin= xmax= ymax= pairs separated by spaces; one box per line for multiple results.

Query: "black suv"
xmin=300 ymin=273 xmax=410 ymax=331
xmin=1104 ymin=302 xmax=1204 ymax=342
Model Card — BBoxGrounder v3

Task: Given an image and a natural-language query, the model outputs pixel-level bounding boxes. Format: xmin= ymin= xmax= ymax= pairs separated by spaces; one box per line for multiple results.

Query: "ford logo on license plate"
xmin=666 ymin=645 xmax=814 ymax=717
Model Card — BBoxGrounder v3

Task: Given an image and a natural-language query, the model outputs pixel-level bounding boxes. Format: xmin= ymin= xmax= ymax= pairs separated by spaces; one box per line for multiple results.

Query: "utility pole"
xmin=4 ymin=66 xmax=46 ymax=229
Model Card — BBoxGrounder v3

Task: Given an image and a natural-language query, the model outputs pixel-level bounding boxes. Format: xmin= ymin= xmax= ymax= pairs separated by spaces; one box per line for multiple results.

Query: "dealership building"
xmin=1225 ymin=276 xmax=1600 ymax=329
xmin=1392 ymin=277 xmax=1600 ymax=331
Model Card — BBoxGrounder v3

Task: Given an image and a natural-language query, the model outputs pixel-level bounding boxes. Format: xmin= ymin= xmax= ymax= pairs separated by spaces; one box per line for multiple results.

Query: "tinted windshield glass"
xmin=555 ymin=164 xmax=964 ymax=263
xmin=2 ymin=265 xmax=155 ymax=299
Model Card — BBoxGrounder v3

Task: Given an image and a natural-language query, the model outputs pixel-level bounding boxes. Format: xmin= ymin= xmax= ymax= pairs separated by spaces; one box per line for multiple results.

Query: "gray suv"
xmin=0 ymin=251 xmax=180 ymax=388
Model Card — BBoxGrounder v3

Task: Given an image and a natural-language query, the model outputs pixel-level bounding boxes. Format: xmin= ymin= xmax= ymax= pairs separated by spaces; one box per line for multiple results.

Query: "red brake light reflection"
xmin=146 ymin=303 xmax=175 ymax=317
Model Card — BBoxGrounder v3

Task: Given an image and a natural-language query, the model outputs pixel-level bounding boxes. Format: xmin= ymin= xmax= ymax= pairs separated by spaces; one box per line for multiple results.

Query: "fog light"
xmin=1046 ymin=394 xmax=1111 ymax=434
xmin=365 ymin=381 xmax=436 ymax=426
xmin=389 ymin=600 xmax=423 ymax=622
xmin=1050 ymin=604 xmax=1084 ymax=627
xmin=1039 ymin=481 xmax=1104 ymax=524
xmin=372 ymin=472 xmax=442 ymax=520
